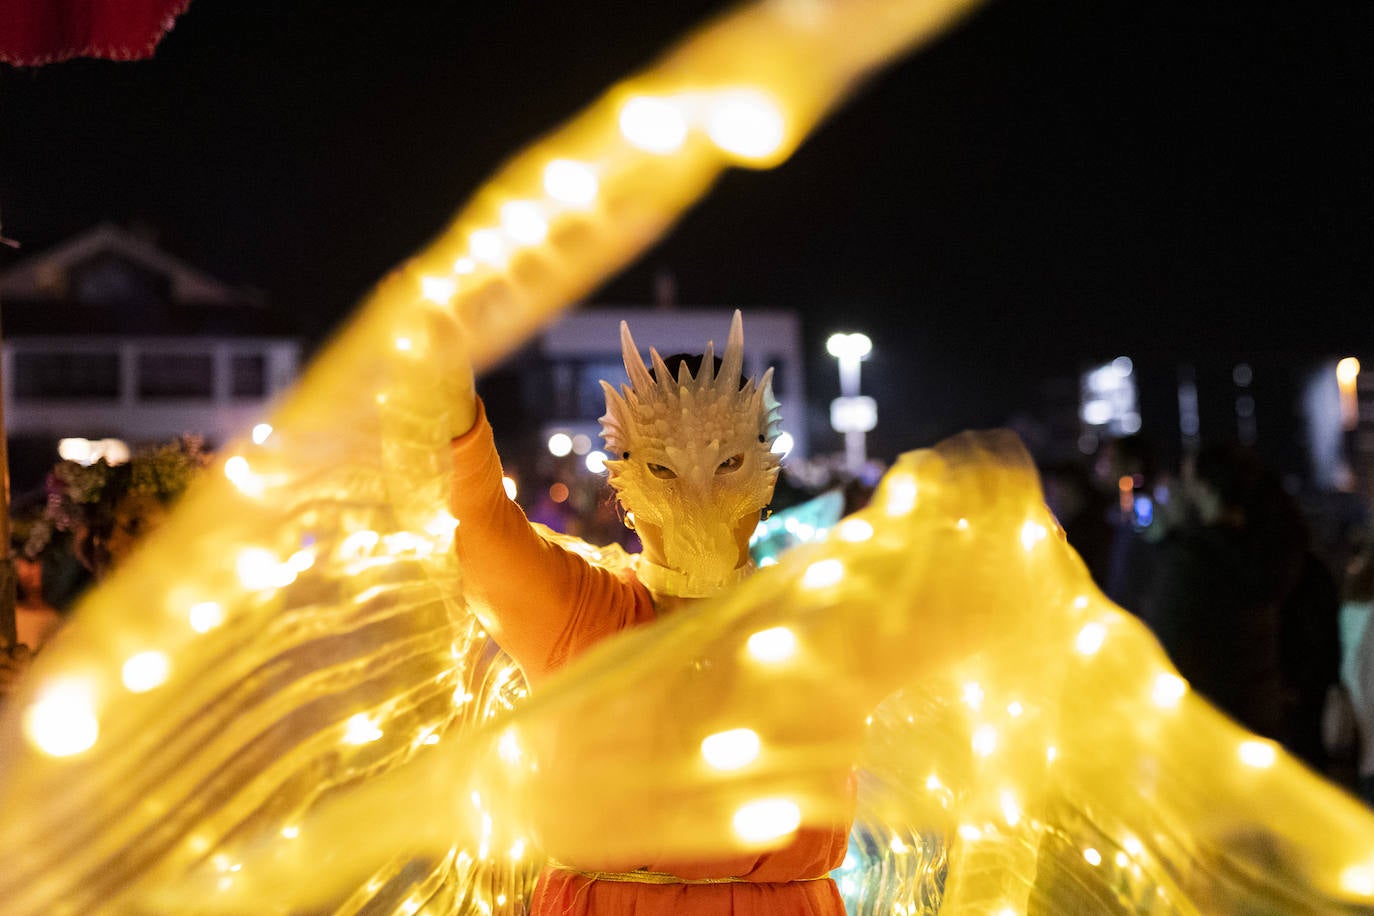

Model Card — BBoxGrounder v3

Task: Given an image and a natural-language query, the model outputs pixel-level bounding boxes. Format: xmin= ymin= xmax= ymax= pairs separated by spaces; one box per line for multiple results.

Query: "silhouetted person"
xmin=1141 ymin=445 xmax=1298 ymax=741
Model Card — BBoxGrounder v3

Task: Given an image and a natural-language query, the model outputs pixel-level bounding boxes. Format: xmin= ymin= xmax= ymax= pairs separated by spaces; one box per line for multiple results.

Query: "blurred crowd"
xmin=1 ymin=436 xmax=210 ymax=694
xmin=1043 ymin=435 xmax=1374 ymax=807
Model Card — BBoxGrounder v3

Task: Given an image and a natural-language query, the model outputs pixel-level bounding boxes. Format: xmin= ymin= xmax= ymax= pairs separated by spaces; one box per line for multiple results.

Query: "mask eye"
xmin=716 ymin=454 xmax=744 ymax=475
xmin=647 ymin=462 xmax=678 ymax=480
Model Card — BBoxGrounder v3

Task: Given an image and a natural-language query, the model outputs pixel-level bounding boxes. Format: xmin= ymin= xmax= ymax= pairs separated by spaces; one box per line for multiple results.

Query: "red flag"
xmin=0 ymin=0 xmax=191 ymax=66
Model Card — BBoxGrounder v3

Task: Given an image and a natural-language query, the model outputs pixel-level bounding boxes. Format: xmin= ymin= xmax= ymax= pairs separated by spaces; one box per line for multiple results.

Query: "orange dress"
xmin=450 ymin=400 xmax=849 ymax=915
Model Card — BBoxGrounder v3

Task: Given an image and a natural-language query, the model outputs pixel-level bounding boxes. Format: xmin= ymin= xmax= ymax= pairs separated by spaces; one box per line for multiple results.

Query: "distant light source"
xmin=547 ymin=433 xmax=573 ymax=457
xmin=770 ymin=431 xmax=794 ymax=457
xmin=1337 ymin=357 xmax=1361 ymax=386
xmin=826 ymin=333 xmax=872 ymax=361
xmin=501 ymin=476 xmax=518 ymax=500
xmin=251 ymin=423 xmax=273 ymax=445
xmin=58 ymin=437 xmax=129 ymax=466
xmin=585 ymin=450 xmax=608 ymax=474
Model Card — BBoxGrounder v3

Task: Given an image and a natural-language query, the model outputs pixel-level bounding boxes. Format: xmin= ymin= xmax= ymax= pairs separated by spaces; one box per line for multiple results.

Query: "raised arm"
xmin=448 ymin=398 xmax=653 ymax=685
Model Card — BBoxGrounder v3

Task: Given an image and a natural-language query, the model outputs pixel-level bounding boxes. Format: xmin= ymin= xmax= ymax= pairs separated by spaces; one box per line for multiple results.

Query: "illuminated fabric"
xmin=601 ymin=311 xmax=782 ymax=598
xmin=1 ymin=1 xmax=1373 ymax=915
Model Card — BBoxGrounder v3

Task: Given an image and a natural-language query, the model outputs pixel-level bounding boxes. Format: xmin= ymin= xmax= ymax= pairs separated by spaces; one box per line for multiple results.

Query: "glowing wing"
xmin=2 ymin=1 xmax=1373 ymax=915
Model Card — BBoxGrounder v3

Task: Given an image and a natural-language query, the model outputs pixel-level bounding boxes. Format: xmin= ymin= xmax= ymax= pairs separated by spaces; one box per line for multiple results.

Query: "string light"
xmin=801 ymin=558 xmax=843 ymax=588
xmin=25 ymin=679 xmax=100 ymax=757
xmin=701 ymin=728 xmax=761 ymax=770
xmin=1075 ymin=622 xmax=1107 ymax=656
xmin=619 ymin=95 xmax=688 ymax=153
xmin=705 ymin=89 xmax=786 ymax=161
xmin=543 ymin=159 xmax=598 ymax=207
xmin=732 ymin=798 xmax=801 ymax=843
xmin=746 ymin=626 xmax=797 ymax=663
xmin=121 ymin=651 xmax=171 ymax=693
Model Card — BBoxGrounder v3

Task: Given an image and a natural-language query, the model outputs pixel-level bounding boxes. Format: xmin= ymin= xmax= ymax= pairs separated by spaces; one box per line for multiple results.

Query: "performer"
xmin=447 ymin=311 xmax=850 ymax=915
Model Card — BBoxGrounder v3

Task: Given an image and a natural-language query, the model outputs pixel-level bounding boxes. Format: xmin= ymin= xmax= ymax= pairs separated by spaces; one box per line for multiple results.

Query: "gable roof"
xmin=0 ymin=223 xmax=248 ymax=306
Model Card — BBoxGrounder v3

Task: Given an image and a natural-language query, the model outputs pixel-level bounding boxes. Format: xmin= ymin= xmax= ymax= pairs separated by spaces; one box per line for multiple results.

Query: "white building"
xmin=0 ymin=224 xmax=300 ymax=489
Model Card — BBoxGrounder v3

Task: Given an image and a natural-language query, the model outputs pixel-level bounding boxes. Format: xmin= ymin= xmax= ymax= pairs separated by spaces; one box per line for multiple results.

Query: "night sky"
xmin=2 ymin=0 xmax=1371 ymax=459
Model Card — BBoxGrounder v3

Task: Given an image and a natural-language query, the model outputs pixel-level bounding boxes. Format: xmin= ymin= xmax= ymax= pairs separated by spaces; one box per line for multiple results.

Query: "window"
xmin=138 ymin=353 xmax=213 ymax=399
xmin=231 ymin=354 xmax=266 ymax=398
xmin=14 ymin=352 xmax=120 ymax=400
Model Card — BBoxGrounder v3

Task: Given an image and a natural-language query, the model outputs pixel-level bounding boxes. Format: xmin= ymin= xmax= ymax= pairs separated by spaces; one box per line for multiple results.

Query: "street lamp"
xmin=826 ymin=332 xmax=876 ymax=475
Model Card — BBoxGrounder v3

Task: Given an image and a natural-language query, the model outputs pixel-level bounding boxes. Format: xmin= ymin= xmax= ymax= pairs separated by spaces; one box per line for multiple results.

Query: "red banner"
xmin=0 ymin=0 xmax=191 ymax=66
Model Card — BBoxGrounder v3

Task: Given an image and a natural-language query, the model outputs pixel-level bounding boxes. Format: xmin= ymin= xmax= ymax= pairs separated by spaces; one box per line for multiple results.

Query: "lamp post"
xmin=826 ymin=332 xmax=875 ymax=476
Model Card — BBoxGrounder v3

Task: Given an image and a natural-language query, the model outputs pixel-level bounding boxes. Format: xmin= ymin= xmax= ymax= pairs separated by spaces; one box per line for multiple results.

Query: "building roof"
xmin=0 ymin=223 xmax=294 ymax=337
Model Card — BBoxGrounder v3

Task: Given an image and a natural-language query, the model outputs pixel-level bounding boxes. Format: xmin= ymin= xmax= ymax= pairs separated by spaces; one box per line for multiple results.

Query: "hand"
xmin=427 ymin=306 xmax=478 ymax=439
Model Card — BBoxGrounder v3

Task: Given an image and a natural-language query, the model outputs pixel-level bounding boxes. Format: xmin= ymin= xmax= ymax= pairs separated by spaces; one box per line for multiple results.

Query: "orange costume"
xmin=450 ymin=399 xmax=849 ymax=915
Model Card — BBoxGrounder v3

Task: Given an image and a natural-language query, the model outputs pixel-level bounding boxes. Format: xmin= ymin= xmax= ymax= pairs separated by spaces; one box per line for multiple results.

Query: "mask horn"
xmin=620 ymin=321 xmax=655 ymax=391
xmin=719 ymin=309 xmax=745 ymax=387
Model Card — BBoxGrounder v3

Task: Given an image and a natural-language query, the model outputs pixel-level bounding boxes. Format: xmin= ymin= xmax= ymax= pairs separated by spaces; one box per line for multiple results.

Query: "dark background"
xmin=2 ymin=0 xmax=1371 ymax=460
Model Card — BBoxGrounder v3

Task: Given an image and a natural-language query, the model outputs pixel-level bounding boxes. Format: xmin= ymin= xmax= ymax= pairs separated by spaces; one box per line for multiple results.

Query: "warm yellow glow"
xmin=1340 ymin=864 xmax=1374 ymax=897
xmin=885 ymin=475 xmax=917 ymax=515
xmin=972 ymin=724 xmax=997 ymax=757
xmin=1046 ymin=745 xmax=1058 ymax=764
xmin=394 ymin=336 xmax=413 ymax=352
xmin=251 ymin=423 xmax=273 ymax=445
xmin=1083 ymin=848 xmax=1102 ymax=866
xmin=1123 ymin=835 xmax=1143 ymax=857
xmin=25 ymin=680 xmax=99 ymax=757
xmin=237 ymin=548 xmax=294 ymax=590
xmin=619 ymin=95 xmax=688 ymax=153
xmin=542 ymin=158 xmax=598 ymax=207
xmin=420 ymin=275 xmax=457 ymax=305
xmin=1337 ymin=357 xmax=1361 ymax=386
xmin=1020 ymin=520 xmax=1048 ymax=551
xmin=1006 ymin=701 xmax=1024 ymax=717
xmin=1000 ymin=788 xmax=1021 ymax=826
xmin=746 ymin=626 xmax=797 ymax=663
xmin=121 ymin=651 xmax=171 ymax=693
xmin=962 ymin=681 xmax=984 ymax=710
xmin=452 ymin=256 xmax=476 ymax=274
xmin=1238 ymin=740 xmax=1277 ymax=769
xmin=340 ymin=530 xmax=380 ymax=560
xmin=497 ymin=729 xmax=522 ymax=765
xmin=509 ymin=838 xmax=526 ymax=861
xmin=706 ymin=89 xmax=786 ymax=161
xmin=700 ymin=727 xmax=761 ymax=770
xmin=468 ymin=228 xmax=506 ymax=265
xmin=890 ymin=835 xmax=909 ymax=854
xmin=281 ymin=826 xmax=299 ymax=840
xmin=343 ymin=714 xmax=383 ymax=745
xmin=1115 ymin=851 xmax=1128 ymax=867
xmin=1074 ymin=621 xmax=1107 ymax=656
xmin=1152 ymin=673 xmax=1188 ymax=708
xmin=925 ymin=773 xmax=942 ymax=790
xmin=500 ymin=201 xmax=548 ymax=245
xmin=956 ymin=517 xmax=970 ymax=530
xmin=547 ymin=433 xmax=573 ymax=457
xmin=957 ymin=824 xmax=982 ymax=842
xmin=836 ymin=518 xmax=873 ymax=543
xmin=731 ymin=797 xmax=801 ymax=844
xmin=287 ymin=549 xmax=316 ymax=573
xmin=802 ymin=558 xmax=844 ymax=589
xmin=188 ymin=601 xmax=225 ymax=634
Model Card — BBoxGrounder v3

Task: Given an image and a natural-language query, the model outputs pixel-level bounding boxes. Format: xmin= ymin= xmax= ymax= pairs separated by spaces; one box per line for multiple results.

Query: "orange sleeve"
xmin=449 ymin=399 xmax=655 ymax=685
